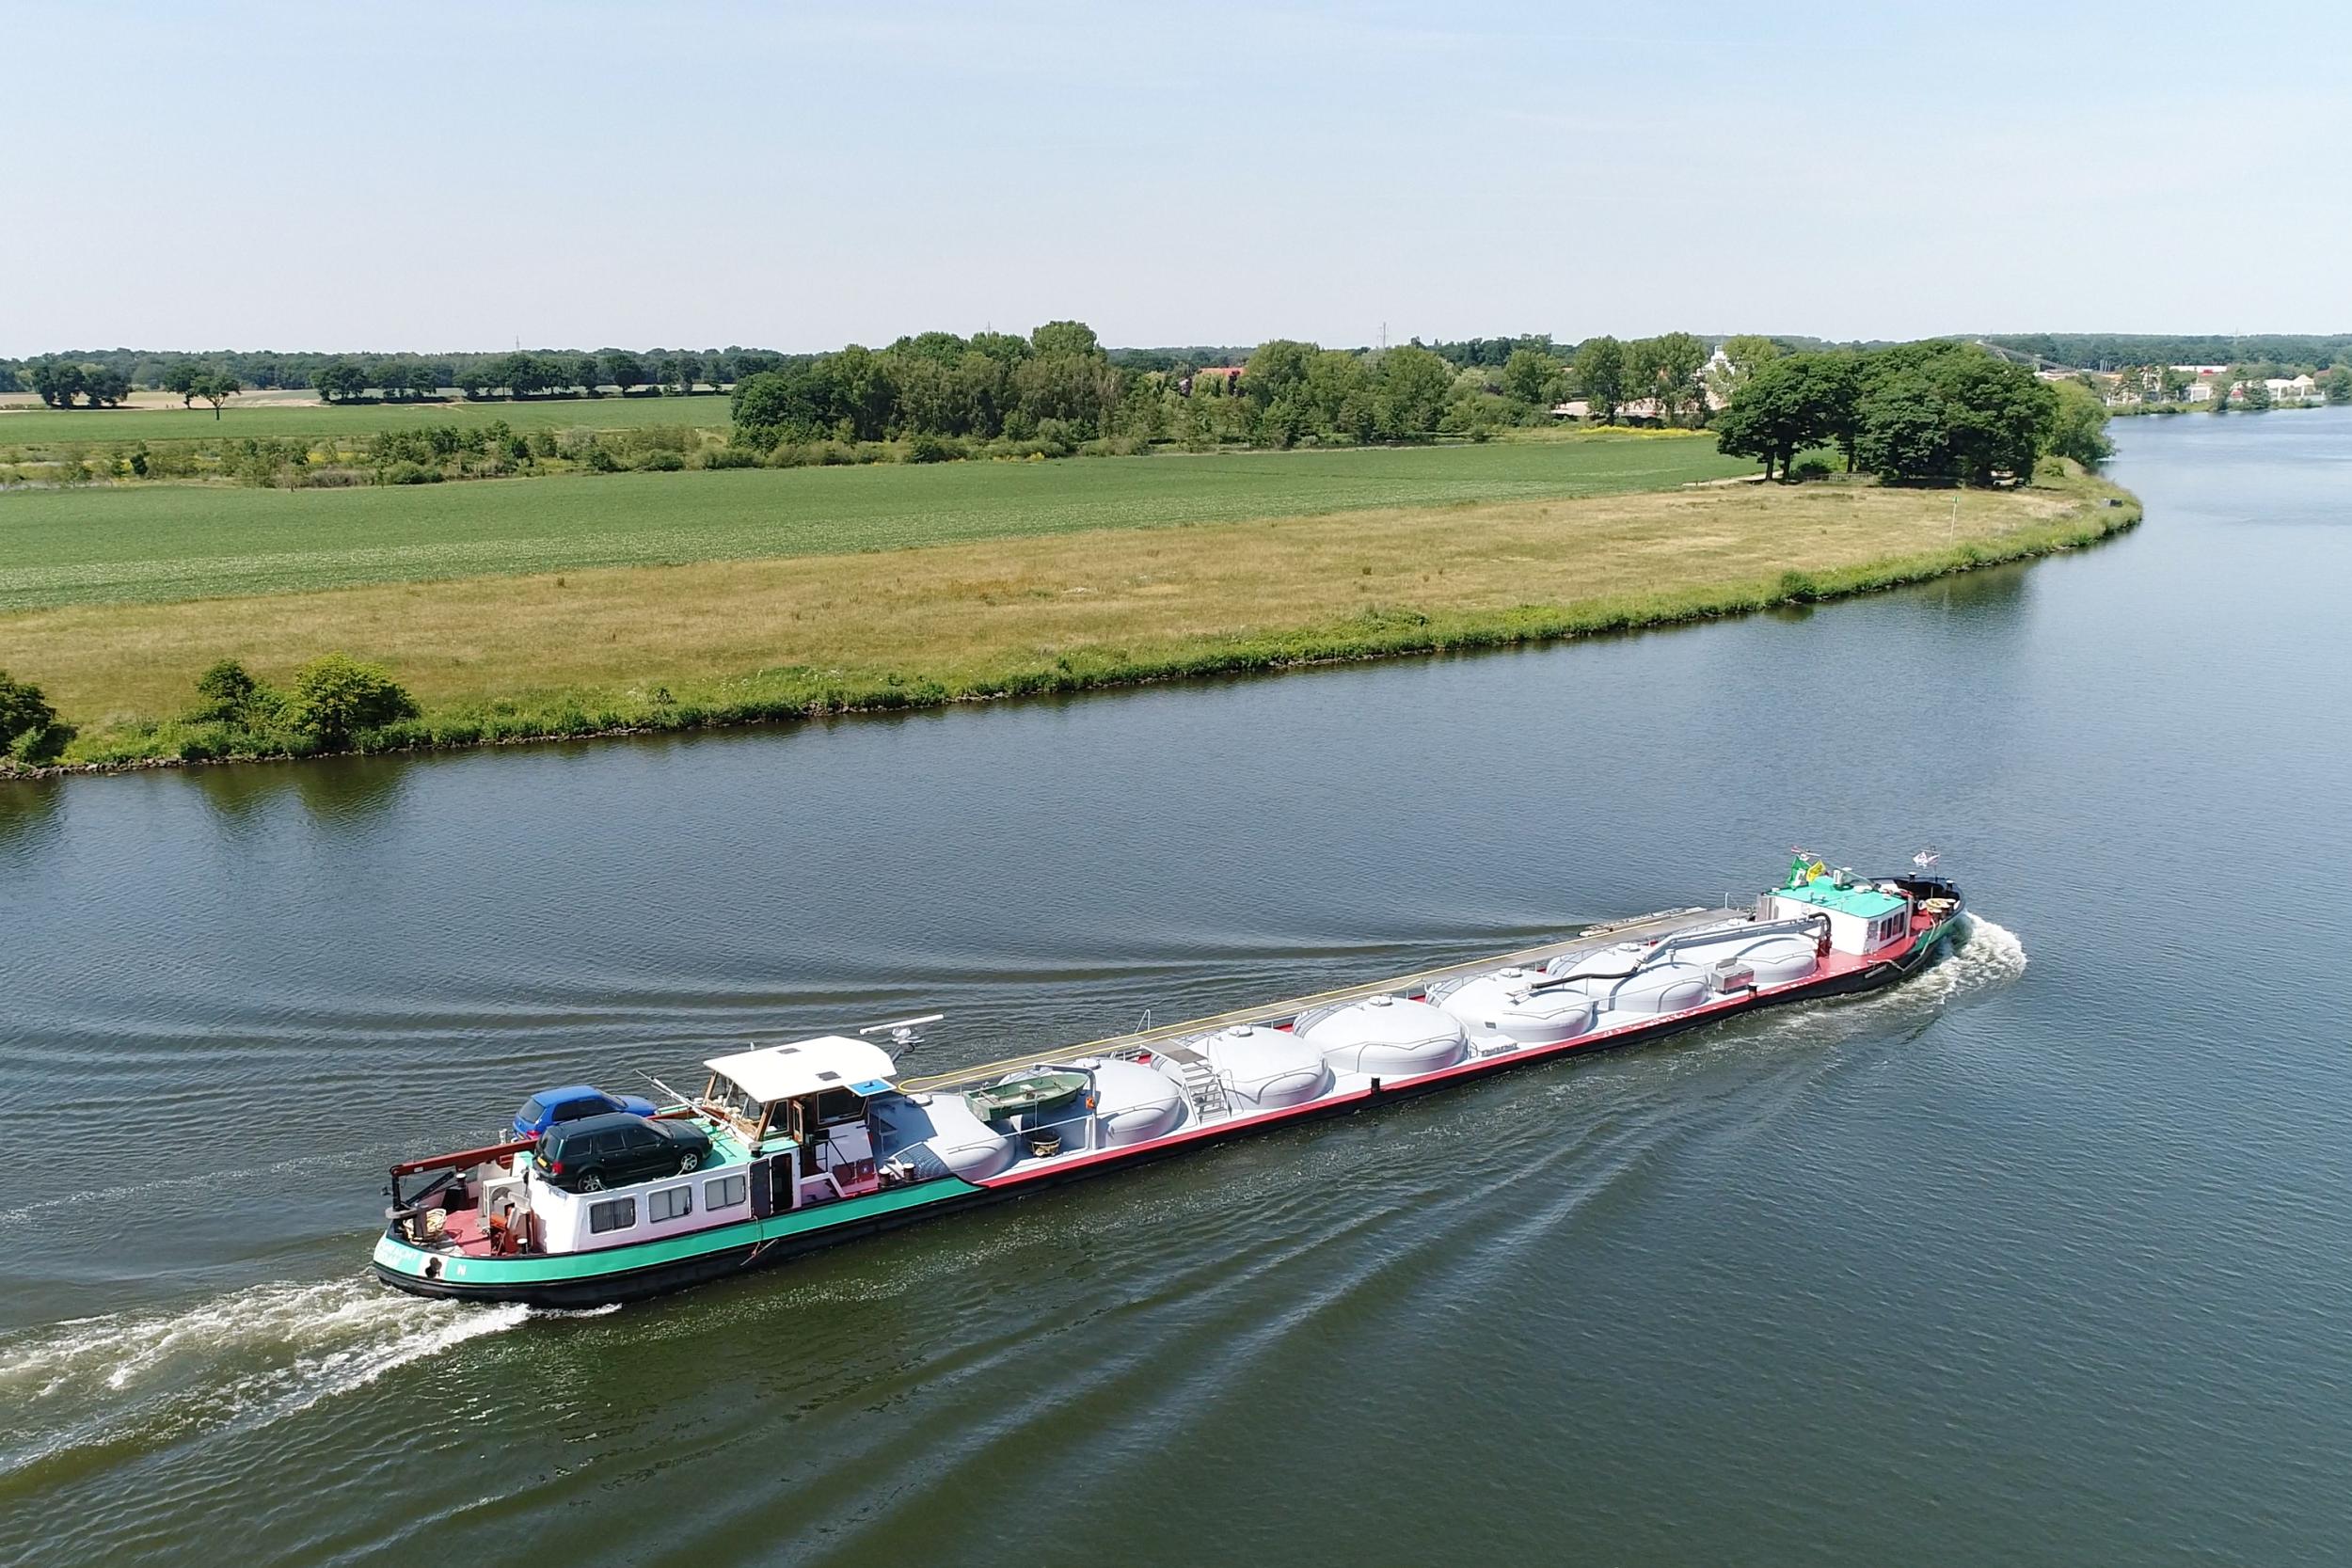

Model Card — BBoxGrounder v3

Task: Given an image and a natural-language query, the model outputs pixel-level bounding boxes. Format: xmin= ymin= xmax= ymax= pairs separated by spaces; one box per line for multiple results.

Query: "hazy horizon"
xmin=9 ymin=1 xmax=2348 ymax=358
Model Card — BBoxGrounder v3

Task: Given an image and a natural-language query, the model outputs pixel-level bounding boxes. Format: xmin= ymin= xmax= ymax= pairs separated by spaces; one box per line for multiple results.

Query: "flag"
xmin=1913 ymin=850 xmax=1939 ymax=869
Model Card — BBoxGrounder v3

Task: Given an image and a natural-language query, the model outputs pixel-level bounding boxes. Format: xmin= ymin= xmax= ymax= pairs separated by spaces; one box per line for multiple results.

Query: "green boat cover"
xmin=965 ymin=1071 xmax=1089 ymax=1120
xmin=1777 ymin=879 xmax=1908 ymax=919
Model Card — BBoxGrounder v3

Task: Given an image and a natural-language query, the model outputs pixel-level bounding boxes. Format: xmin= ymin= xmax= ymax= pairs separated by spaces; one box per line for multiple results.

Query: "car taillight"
xmin=548 ymin=1160 xmax=563 ymax=1175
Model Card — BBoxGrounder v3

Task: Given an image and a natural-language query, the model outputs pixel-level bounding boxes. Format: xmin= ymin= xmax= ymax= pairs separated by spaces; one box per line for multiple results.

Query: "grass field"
xmin=0 ymin=434 xmax=1751 ymax=610
xmin=0 ymin=465 xmax=2139 ymax=767
xmin=0 ymin=392 xmax=733 ymax=447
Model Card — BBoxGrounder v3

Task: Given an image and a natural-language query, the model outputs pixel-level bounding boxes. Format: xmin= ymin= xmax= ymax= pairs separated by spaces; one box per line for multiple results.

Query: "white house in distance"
xmin=2234 ymin=373 xmax=2324 ymax=405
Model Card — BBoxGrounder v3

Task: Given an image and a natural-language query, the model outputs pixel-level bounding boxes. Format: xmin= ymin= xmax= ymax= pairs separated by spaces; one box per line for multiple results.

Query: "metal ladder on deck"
xmin=1156 ymin=1045 xmax=1232 ymax=1120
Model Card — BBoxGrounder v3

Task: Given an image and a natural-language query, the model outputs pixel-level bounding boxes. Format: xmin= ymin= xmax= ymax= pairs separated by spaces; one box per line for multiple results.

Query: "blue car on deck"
xmin=514 ymin=1084 xmax=658 ymax=1140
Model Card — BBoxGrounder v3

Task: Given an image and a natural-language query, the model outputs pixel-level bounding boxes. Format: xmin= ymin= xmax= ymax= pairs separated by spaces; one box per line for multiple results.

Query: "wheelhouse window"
xmin=648 ymin=1185 xmax=692 ymax=1224
xmin=705 ymin=1174 xmax=748 ymax=1212
xmin=588 ymin=1197 xmax=637 ymax=1234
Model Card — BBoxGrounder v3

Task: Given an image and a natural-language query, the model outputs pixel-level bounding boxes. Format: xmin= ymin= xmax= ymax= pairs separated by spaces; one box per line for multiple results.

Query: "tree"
xmin=0 ymin=671 xmax=73 ymax=763
xmin=602 ymin=350 xmax=647 ymax=395
xmin=1714 ymin=354 xmax=1844 ymax=479
xmin=313 ymin=359 xmax=368 ymax=403
xmin=190 ymin=369 xmax=242 ymax=420
xmin=1705 ymin=334 xmax=1781 ymax=407
xmin=163 ymin=360 xmax=203 ymax=406
xmin=2323 ymin=366 xmax=2352 ymax=404
xmin=1933 ymin=352 xmax=2056 ymax=483
xmin=285 ymin=654 xmax=418 ymax=748
xmin=2240 ymin=378 xmax=2273 ymax=413
xmin=1629 ymin=331 xmax=1708 ymax=422
xmin=1574 ymin=336 xmax=1626 ymax=421
xmin=1373 ymin=345 xmax=1453 ymax=438
xmin=1502 ymin=347 xmax=1565 ymax=408
xmin=29 ymin=360 xmax=85 ymax=407
xmin=1852 ymin=372 xmax=1951 ymax=480
xmin=1029 ymin=320 xmax=1100 ymax=358
xmin=731 ymin=365 xmax=831 ymax=444
xmin=80 ymin=365 xmax=131 ymax=406
xmin=2043 ymin=380 xmax=2114 ymax=466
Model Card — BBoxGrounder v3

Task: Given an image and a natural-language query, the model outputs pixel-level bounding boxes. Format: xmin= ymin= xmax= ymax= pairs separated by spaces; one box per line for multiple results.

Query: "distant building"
xmin=2170 ymin=363 xmax=2232 ymax=375
xmin=1185 ymin=365 xmax=1244 ymax=394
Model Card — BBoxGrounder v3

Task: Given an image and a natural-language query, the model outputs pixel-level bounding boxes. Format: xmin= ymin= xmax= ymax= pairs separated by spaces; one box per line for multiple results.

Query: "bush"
xmin=904 ymin=433 xmax=961 ymax=464
xmin=636 ymin=450 xmax=686 ymax=471
xmin=1789 ymin=456 xmax=1834 ymax=481
xmin=692 ymin=444 xmax=765 ymax=469
xmin=1776 ymin=570 xmax=1821 ymax=602
xmin=382 ymin=461 xmax=441 ymax=485
xmin=0 ymin=671 xmax=73 ymax=763
xmin=284 ymin=654 xmax=419 ymax=748
xmin=191 ymin=658 xmax=281 ymax=727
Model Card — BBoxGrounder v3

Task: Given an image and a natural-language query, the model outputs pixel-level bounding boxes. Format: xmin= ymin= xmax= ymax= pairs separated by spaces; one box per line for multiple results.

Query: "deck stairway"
xmin=1153 ymin=1044 xmax=1232 ymax=1120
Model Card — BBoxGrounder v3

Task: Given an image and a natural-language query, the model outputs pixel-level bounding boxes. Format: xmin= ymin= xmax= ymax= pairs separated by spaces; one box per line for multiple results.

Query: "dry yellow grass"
xmin=5 ymin=479 xmax=2091 ymax=733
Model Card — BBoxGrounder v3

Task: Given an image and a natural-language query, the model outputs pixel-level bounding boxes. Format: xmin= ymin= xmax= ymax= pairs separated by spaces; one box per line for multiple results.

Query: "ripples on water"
xmin=10 ymin=409 xmax=2352 ymax=1566
xmin=0 ymin=921 xmax=2026 ymax=1565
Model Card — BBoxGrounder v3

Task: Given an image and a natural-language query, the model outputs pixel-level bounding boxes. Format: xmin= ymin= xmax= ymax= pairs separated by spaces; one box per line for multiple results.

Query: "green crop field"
xmin=0 ymin=435 xmax=1749 ymax=611
xmin=0 ymin=392 xmax=733 ymax=448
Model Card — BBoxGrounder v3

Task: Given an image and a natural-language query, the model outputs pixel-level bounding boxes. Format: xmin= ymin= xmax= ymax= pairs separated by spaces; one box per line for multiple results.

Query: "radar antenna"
xmin=858 ymin=1012 xmax=944 ymax=1052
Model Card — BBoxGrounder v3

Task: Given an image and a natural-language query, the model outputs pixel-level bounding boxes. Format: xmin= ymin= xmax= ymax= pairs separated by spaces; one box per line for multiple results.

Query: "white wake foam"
xmin=0 ymin=1277 xmax=531 ymax=1477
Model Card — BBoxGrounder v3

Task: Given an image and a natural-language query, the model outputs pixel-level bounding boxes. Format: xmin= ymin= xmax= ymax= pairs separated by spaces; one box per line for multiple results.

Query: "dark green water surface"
xmin=5 ymin=411 xmax=2349 ymax=1565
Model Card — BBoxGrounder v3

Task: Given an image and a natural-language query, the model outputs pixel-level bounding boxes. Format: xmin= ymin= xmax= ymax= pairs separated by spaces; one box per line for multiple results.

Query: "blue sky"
xmin=7 ymin=1 xmax=2346 ymax=354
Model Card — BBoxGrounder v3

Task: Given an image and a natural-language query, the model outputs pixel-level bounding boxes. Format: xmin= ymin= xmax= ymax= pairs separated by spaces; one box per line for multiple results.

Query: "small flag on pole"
xmin=1913 ymin=850 xmax=1939 ymax=869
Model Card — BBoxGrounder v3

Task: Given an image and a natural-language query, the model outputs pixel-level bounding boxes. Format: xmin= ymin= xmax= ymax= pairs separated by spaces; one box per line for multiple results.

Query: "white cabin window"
xmin=588 ymin=1197 xmax=637 ymax=1234
xmin=705 ymin=1173 xmax=748 ymax=1211
xmin=648 ymin=1185 xmax=692 ymax=1224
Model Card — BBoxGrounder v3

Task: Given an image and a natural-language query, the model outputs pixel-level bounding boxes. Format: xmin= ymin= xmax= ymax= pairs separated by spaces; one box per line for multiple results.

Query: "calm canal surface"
xmin=5 ymin=411 xmax=2350 ymax=1566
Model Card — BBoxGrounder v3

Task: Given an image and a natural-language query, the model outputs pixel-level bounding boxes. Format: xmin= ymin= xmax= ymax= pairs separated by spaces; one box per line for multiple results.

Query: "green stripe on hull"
xmin=373 ymin=1176 xmax=984 ymax=1287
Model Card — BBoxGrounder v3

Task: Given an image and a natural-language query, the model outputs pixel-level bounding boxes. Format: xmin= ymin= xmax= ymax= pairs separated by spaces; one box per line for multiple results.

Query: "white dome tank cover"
xmin=1083 ymin=1058 xmax=1188 ymax=1148
xmin=868 ymin=1091 xmax=1017 ymax=1181
xmin=1599 ymin=962 xmax=1713 ymax=1016
xmin=1301 ymin=995 xmax=1469 ymax=1078
xmin=1180 ymin=1024 xmax=1333 ymax=1111
xmin=1430 ymin=967 xmax=1597 ymax=1053
xmin=1543 ymin=942 xmax=1651 ymax=981
xmin=1727 ymin=934 xmax=1820 ymax=986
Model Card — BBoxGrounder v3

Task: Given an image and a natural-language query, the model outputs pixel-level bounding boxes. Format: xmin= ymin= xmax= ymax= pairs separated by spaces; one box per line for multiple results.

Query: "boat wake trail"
xmin=0 ymin=1278 xmax=528 ymax=1486
xmin=1911 ymin=914 xmax=2028 ymax=1003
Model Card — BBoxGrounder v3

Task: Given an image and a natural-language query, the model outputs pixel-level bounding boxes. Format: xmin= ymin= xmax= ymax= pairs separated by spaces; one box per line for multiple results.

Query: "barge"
xmin=373 ymin=858 xmax=1965 ymax=1307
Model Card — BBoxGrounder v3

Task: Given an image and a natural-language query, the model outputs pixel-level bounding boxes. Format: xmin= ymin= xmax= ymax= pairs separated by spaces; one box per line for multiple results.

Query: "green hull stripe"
xmin=373 ymin=1175 xmax=983 ymax=1286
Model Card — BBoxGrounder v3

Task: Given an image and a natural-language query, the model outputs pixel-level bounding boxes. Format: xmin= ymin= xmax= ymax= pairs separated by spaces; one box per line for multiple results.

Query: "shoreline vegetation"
xmin=1 ymin=462 xmax=2138 ymax=778
xmin=0 ymin=326 xmax=2145 ymax=778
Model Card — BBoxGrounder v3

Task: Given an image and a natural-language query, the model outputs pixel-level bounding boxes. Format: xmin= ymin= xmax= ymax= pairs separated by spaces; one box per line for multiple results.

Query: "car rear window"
xmin=517 ymin=1096 xmax=548 ymax=1125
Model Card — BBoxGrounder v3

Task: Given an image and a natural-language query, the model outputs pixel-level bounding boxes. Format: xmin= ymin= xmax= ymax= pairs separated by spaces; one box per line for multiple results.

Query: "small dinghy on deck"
xmin=373 ymin=855 xmax=1969 ymax=1307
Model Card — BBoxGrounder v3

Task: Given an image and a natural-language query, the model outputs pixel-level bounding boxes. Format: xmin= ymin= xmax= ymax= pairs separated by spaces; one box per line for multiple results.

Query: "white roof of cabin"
xmin=706 ymin=1036 xmax=898 ymax=1104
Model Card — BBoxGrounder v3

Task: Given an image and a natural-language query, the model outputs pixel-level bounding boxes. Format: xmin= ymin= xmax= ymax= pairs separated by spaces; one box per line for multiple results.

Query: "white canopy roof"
xmin=705 ymin=1036 xmax=898 ymax=1104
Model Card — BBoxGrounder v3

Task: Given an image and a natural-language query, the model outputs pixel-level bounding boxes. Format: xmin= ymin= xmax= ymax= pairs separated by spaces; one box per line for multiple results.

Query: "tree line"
xmin=0 ymin=346 xmax=783 ymax=404
xmin=725 ymin=322 xmax=1749 ymax=453
xmin=1711 ymin=340 xmax=2106 ymax=483
xmin=1984 ymin=333 xmax=2352 ymax=373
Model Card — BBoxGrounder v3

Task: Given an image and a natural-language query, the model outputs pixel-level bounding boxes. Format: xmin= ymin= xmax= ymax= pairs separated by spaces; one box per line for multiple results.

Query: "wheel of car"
xmin=679 ymin=1152 xmax=701 ymax=1173
xmin=580 ymin=1171 xmax=605 ymax=1191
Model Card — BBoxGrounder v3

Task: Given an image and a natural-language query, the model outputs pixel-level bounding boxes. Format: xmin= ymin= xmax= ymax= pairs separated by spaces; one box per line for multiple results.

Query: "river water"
xmin=5 ymin=410 xmax=2350 ymax=1566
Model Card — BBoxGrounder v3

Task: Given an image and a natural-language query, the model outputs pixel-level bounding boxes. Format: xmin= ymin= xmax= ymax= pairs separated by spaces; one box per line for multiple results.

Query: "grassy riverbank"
xmin=2 ymin=461 xmax=2137 ymax=772
xmin=0 ymin=433 xmax=1745 ymax=611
